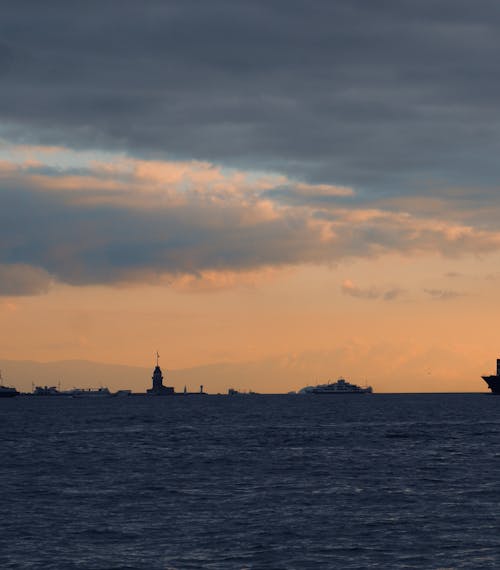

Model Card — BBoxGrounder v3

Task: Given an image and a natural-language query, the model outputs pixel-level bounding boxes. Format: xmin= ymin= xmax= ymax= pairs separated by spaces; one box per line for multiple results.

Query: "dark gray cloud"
xmin=2 ymin=1 xmax=500 ymax=196
xmin=3 ymin=2 xmax=500 ymax=293
xmin=0 ymin=181 xmax=326 ymax=286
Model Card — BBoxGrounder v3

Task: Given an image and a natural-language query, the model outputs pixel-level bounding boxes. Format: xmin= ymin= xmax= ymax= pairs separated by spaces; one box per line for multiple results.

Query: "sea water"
xmin=1 ymin=394 xmax=500 ymax=569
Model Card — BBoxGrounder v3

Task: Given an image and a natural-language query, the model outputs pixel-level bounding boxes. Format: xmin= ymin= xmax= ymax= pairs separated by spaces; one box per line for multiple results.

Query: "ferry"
xmin=302 ymin=378 xmax=372 ymax=394
xmin=71 ymin=387 xmax=112 ymax=398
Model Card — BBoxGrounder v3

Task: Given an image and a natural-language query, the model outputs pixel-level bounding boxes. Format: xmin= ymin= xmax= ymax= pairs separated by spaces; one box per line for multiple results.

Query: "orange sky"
xmin=4 ymin=4 xmax=500 ymax=393
xmin=1 ymin=231 xmax=499 ymax=392
xmin=1 ymin=146 xmax=499 ymax=392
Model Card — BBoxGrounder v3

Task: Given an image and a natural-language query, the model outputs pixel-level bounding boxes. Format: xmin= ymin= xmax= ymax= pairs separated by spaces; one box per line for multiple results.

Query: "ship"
xmin=0 ymin=371 xmax=19 ymax=398
xmin=33 ymin=385 xmax=64 ymax=396
xmin=0 ymin=385 xmax=19 ymax=398
xmin=227 ymin=388 xmax=259 ymax=396
xmin=481 ymin=358 xmax=500 ymax=394
xmin=71 ymin=387 xmax=112 ymax=398
xmin=302 ymin=378 xmax=373 ymax=394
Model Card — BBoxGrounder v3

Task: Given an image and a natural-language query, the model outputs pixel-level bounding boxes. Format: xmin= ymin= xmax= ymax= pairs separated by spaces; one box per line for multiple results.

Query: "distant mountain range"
xmin=0 ymin=357 xmax=305 ymax=394
xmin=0 ymin=346 xmax=488 ymax=393
xmin=0 ymin=359 xmax=150 ymax=393
xmin=0 ymin=358 xmax=273 ymax=394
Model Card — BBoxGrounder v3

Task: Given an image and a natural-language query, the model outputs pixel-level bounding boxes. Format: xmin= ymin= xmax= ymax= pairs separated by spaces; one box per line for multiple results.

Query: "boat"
xmin=60 ymin=388 xmax=83 ymax=397
xmin=0 ymin=385 xmax=19 ymax=398
xmin=0 ymin=371 xmax=19 ymax=398
xmin=302 ymin=378 xmax=372 ymax=394
xmin=227 ymin=387 xmax=259 ymax=396
xmin=33 ymin=385 xmax=64 ymax=396
xmin=482 ymin=358 xmax=500 ymax=394
xmin=71 ymin=387 xmax=112 ymax=398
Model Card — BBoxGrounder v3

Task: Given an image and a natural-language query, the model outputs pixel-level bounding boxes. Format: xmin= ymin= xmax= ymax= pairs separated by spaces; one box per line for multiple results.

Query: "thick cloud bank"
xmin=2 ymin=1 xmax=500 ymax=192
xmin=1 ymin=152 xmax=499 ymax=292
xmin=2 ymin=3 xmax=500 ymax=294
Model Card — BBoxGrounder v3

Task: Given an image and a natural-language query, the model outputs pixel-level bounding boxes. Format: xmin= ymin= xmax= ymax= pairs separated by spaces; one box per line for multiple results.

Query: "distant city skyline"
xmin=2 ymin=2 xmax=500 ymax=392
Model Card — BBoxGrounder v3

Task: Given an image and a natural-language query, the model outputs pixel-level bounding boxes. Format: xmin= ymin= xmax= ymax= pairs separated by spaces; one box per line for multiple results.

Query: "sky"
xmin=2 ymin=1 xmax=500 ymax=392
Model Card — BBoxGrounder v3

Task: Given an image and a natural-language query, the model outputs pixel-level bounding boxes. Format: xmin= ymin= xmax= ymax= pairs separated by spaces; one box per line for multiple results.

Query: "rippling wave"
xmin=1 ymin=394 xmax=500 ymax=569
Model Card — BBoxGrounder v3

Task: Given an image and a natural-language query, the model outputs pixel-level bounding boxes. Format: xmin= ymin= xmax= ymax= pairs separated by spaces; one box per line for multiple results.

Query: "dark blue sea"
xmin=2 ymin=394 xmax=500 ymax=569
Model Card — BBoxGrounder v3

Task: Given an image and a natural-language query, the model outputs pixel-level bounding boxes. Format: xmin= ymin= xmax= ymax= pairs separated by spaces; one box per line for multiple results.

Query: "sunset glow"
xmin=2 ymin=3 xmax=500 ymax=393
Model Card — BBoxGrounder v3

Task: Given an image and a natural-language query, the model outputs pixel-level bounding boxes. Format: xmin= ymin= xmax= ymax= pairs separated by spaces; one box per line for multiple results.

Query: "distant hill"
xmin=0 ymin=359 xmax=150 ymax=393
xmin=0 ymin=357 xmax=296 ymax=394
xmin=0 ymin=345 xmax=488 ymax=394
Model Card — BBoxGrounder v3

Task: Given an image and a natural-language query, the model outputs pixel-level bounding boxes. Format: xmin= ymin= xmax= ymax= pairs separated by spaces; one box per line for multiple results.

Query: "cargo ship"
xmin=482 ymin=359 xmax=500 ymax=394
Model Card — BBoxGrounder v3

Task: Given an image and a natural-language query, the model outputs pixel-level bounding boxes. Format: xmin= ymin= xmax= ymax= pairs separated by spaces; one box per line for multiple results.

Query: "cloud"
xmin=1 ymin=150 xmax=500 ymax=294
xmin=263 ymin=183 xmax=355 ymax=208
xmin=169 ymin=267 xmax=291 ymax=293
xmin=423 ymin=288 xmax=465 ymax=300
xmin=2 ymin=0 xmax=500 ymax=198
xmin=0 ymin=264 xmax=52 ymax=296
xmin=382 ymin=288 xmax=404 ymax=301
xmin=341 ymin=279 xmax=379 ymax=299
xmin=341 ymin=279 xmax=404 ymax=301
xmin=3 ymin=3 xmax=500 ymax=297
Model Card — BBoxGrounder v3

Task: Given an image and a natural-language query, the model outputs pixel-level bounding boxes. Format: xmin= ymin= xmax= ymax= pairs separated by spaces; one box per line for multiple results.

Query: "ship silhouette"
xmin=482 ymin=358 xmax=500 ymax=394
xmin=300 ymin=378 xmax=372 ymax=394
xmin=0 ymin=370 xmax=18 ymax=398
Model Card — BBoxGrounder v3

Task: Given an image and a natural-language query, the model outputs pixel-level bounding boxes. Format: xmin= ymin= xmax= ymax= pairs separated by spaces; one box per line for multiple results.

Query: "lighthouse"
xmin=146 ymin=352 xmax=175 ymax=395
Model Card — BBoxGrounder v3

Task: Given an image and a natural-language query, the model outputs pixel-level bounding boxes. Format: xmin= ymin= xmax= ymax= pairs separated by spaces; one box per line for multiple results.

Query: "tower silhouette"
xmin=146 ymin=352 xmax=174 ymax=395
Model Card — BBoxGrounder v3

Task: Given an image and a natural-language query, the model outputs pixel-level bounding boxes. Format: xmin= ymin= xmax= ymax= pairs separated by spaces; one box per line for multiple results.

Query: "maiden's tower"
xmin=147 ymin=352 xmax=175 ymax=395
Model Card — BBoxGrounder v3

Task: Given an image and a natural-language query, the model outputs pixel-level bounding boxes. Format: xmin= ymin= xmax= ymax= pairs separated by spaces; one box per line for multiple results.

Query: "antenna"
xmin=156 ymin=351 xmax=160 ymax=366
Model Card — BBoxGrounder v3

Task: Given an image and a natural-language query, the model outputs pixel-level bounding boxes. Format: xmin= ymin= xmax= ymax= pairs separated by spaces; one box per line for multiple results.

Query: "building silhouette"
xmin=146 ymin=352 xmax=174 ymax=395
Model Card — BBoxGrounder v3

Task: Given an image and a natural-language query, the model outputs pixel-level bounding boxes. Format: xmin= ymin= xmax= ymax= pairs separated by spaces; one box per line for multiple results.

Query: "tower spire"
xmin=147 ymin=351 xmax=174 ymax=395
